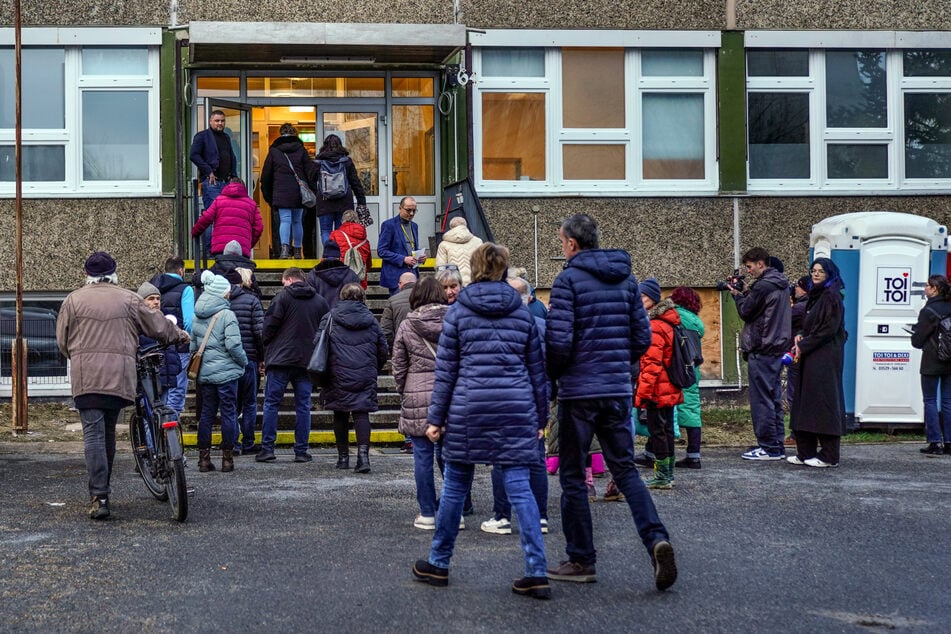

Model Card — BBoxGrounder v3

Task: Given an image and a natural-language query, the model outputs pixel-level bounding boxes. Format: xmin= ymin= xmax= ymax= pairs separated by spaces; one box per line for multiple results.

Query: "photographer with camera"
xmin=726 ymin=248 xmax=791 ymax=461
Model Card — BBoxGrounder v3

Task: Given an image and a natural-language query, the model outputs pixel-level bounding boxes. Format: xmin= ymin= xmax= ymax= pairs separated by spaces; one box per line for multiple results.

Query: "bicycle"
xmin=129 ymin=343 xmax=188 ymax=522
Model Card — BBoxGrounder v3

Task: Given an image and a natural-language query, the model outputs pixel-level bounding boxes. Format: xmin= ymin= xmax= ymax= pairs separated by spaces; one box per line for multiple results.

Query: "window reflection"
xmin=905 ymin=93 xmax=951 ymax=178
xmin=82 ymin=47 xmax=148 ymax=75
xmin=827 ymin=144 xmax=888 ymax=179
xmin=826 ymin=50 xmax=887 ymax=128
xmin=393 ymin=105 xmax=434 ymax=195
xmin=82 ymin=91 xmax=149 ymax=180
xmin=0 ymin=146 xmax=65 ymax=181
xmin=748 ymin=92 xmax=810 ymax=179
xmin=643 ymin=94 xmax=704 ymax=179
xmin=0 ymin=48 xmax=65 ymax=129
xmin=482 ymin=93 xmax=545 ymax=180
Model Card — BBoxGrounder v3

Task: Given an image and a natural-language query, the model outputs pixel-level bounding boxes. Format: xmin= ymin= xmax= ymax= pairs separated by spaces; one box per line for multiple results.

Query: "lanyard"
xmin=401 ymin=222 xmax=415 ymax=250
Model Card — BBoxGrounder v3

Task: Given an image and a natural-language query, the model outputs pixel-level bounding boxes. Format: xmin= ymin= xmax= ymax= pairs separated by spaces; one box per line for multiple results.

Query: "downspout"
xmin=175 ymin=37 xmax=187 ymax=254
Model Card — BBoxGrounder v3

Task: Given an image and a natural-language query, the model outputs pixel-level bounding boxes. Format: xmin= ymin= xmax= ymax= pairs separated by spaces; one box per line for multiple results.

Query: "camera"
xmin=716 ymin=268 xmax=746 ymax=292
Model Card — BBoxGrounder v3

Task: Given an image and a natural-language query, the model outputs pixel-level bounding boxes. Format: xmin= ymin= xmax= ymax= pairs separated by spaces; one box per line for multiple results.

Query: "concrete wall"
xmin=461 ymin=1 xmax=724 ymax=30
xmin=0 ymin=199 xmax=175 ymax=292
xmin=735 ymin=1 xmax=951 ymax=30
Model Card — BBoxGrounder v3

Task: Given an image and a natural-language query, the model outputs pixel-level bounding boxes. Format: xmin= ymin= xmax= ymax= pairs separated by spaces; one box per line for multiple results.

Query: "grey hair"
xmin=508 ymin=276 xmax=531 ymax=305
xmin=435 ymin=268 xmax=463 ymax=286
xmin=85 ymin=273 xmax=118 ymax=285
xmin=449 ymin=216 xmax=468 ymax=229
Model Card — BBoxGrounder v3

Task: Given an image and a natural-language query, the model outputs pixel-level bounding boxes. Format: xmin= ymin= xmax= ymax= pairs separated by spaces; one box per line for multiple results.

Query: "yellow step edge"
xmin=181 ymin=431 xmax=406 ymax=446
xmin=186 ymin=258 xmax=434 ymax=270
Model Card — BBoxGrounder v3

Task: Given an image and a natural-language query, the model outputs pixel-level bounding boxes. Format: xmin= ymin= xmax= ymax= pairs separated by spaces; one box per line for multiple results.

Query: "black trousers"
xmin=794 ymin=431 xmax=840 ymax=465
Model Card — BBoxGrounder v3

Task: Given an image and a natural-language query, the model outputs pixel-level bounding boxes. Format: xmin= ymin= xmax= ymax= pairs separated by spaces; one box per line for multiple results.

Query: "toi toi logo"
xmin=877 ymin=268 xmax=911 ymax=305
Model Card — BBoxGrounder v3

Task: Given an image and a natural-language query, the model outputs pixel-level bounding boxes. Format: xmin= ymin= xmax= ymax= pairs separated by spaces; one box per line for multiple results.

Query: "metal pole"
xmin=12 ymin=0 xmax=27 ymax=433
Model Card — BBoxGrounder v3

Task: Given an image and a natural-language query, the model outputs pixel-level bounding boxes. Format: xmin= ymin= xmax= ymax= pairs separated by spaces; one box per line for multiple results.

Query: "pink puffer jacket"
xmin=191 ymin=181 xmax=264 ymax=256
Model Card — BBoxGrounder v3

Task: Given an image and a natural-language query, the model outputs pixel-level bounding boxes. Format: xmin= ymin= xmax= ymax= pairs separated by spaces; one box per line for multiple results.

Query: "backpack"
xmin=666 ymin=324 xmax=699 ymax=390
xmin=341 ymin=233 xmax=368 ymax=279
xmin=927 ymin=307 xmax=951 ymax=362
xmin=317 ymin=158 xmax=350 ymax=200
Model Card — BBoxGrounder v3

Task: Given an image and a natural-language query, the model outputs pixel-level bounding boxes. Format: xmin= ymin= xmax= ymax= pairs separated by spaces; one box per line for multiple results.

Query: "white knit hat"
xmin=201 ymin=270 xmax=230 ymax=298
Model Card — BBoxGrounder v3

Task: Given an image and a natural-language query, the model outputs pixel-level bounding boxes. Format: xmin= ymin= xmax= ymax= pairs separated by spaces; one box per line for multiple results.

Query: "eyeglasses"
xmin=401 ymin=206 xmax=417 ymax=213
xmin=436 ymin=264 xmax=459 ymax=272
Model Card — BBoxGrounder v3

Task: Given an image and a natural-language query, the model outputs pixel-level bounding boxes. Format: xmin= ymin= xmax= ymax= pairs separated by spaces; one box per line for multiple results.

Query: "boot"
xmin=198 ymin=448 xmax=215 ymax=473
xmin=675 ymin=456 xmax=702 ymax=469
xmin=336 ymin=449 xmax=350 ymax=470
xmin=221 ymin=448 xmax=234 ymax=473
xmin=279 ymin=243 xmax=292 ymax=259
xmin=646 ymin=457 xmax=673 ymax=490
xmin=293 ymin=246 xmax=303 ymax=259
xmin=355 ymin=445 xmax=371 ymax=474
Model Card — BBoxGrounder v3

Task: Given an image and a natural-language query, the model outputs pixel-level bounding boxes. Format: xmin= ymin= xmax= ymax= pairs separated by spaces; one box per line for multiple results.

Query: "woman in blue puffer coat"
xmin=412 ymin=243 xmax=551 ymax=600
xmin=191 ymin=271 xmax=248 ymax=473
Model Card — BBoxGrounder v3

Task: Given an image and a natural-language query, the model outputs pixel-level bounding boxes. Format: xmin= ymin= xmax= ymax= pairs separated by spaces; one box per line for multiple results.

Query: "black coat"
xmin=312 ymin=149 xmax=366 ymax=217
xmin=263 ymin=281 xmax=329 ymax=369
xmin=320 ymin=300 xmax=387 ymax=412
xmin=911 ymin=295 xmax=951 ymax=376
xmin=261 ymin=136 xmax=314 ymax=209
xmin=305 ymin=260 xmax=361 ymax=310
xmin=790 ymin=282 xmax=847 ymax=436
xmin=228 ymin=285 xmax=264 ymax=362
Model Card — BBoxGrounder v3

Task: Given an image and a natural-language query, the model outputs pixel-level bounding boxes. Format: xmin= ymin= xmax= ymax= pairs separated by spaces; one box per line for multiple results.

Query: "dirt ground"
xmin=0 ymin=402 xmax=132 ymax=444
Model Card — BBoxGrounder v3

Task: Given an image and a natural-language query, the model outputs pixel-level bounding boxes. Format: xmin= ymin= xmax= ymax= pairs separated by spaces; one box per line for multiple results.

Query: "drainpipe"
xmin=174 ymin=37 xmax=188 ymax=255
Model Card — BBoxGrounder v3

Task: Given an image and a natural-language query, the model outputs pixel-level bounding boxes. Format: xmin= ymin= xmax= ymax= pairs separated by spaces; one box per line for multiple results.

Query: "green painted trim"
xmin=182 ymin=431 xmax=407 ymax=447
xmin=159 ymin=31 xmax=178 ymax=195
xmin=719 ymin=291 xmax=746 ymax=384
xmin=439 ymin=53 xmax=469 ymax=189
xmin=718 ymin=31 xmax=747 ymax=194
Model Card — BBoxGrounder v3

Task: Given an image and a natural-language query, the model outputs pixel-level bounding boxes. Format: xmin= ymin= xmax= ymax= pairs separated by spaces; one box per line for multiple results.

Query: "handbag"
xmin=283 ymin=153 xmax=317 ymax=209
xmin=186 ymin=312 xmax=222 ymax=380
xmin=307 ymin=316 xmax=334 ymax=384
xmin=355 ymin=204 xmax=373 ymax=227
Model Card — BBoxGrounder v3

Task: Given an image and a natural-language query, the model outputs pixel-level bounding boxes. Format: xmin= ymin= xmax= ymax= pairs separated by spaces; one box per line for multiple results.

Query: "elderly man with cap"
xmin=305 ymin=239 xmax=360 ymax=310
xmin=57 ymin=252 xmax=190 ymax=520
xmin=136 ymin=281 xmax=183 ymax=405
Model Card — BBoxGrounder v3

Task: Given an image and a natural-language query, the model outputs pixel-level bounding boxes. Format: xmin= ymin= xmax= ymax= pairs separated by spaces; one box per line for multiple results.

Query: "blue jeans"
xmin=319 ymin=211 xmax=343 ymax=248
xmin=430 ymin=462 xmax=547 ymax=578
xmin=921 ymin=374 xmax=951 ymax=443
xmin=558 ymin=398 xmax=670 ymax=565
xmin=278 ymin=208 xmax=304 ymax=247
xmin=197 ymin=381 xmax=238 ymax=450
xmin=79 ymin=408 xmax=120 ymax=497
xmin=261 ymin=367 xmax=313 ymax=455
xmin=412 ymin=435 xmax=437 ymax=516
xmin=199 ymin=177 xmax=225 ymax=251
xmin=236 ymin=362 xmax=259 ymax=449
xmin=165 ymin=353 xmax=190 ymax=419
xmin=490 ymin=438 xmax=548 ymax=521
xmin=747 ymin=353 xmax=786 ymax=454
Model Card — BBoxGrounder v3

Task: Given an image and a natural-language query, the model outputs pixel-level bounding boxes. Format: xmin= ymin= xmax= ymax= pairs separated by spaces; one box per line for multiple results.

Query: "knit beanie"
xmin=322 ymin=240 xmax=341 ymax=260
xmin=137 ymin=281 xmax=160 ymax=299
xmin=223 ymin=240 xmax=242 ymax=256
xmin=84 ymin=251 xmax=117 ymax=277
xmin=639 ymin=278 xmax=662 ymax=304
xmin=201 ymin=270 xmax=230 ymax=298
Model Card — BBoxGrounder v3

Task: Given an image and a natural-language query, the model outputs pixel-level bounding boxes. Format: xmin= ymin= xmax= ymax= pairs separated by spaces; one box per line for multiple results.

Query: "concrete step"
xmin=185 ymin=391 xmax=402 ymax=409
xmin=181 ymin=428 xmax=407 ymax=448
xmin=180 ymin=408 xmax=401 ymax=429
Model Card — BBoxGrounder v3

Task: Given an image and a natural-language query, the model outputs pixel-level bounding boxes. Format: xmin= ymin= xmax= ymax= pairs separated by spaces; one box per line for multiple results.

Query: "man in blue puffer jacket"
xmin=545 ymin=213 xmax=678 ymax=592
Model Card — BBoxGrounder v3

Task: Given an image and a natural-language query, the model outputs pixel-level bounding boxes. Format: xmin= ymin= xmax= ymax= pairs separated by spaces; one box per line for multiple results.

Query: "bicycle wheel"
xmin=165 ymin=430 xmax=188 ymax=522
xmin=129 ymin=413 xmax=168 ymax=500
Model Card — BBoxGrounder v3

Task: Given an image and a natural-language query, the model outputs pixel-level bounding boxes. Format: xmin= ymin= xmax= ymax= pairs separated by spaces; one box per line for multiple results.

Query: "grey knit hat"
xmin=137 ymin=281 xmax=160 ymax=299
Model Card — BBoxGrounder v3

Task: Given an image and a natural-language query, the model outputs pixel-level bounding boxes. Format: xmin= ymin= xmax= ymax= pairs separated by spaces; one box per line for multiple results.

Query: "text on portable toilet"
xmin=876 ymin=268 xmax=912 ymax=305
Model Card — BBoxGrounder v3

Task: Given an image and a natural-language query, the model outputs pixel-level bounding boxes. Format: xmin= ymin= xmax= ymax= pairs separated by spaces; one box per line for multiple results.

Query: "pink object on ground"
xmin=546 ymin=456 xmax=559 ymax=475
xmin=591 ymin=452 xmax=605 ymax=477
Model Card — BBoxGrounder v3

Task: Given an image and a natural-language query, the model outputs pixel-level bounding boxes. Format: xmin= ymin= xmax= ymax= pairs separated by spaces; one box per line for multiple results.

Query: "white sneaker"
xmin=786 ymin=456 xmax=805 ymax=465
xmin=804 ymin=457 xmax=838 ymax=468
xmin=458 ymin=517 xmax=466 ymax=530
xmin=414 ymin=514 xmax=435 ymax=530
xmin=540 ymin=519 xmax=549 ymax=534
xmin=480 ymin=516 xmax=512 ymax=535
xmin=742 ymin=447 xmax=784 ymax=461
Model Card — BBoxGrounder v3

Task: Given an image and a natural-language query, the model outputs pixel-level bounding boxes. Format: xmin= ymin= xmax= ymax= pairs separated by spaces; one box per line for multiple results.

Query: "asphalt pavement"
xmin=0 ymin=443 xmax=948 ymax=633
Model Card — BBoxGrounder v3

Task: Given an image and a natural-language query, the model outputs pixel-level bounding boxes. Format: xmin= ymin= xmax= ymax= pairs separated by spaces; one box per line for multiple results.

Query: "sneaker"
xmin=458 ymin=517 xmax=466 ymax=530
xmin=634 ymin=453 xmax=655 ymax=468
xmin=674 ymin=457 xmax=702 ymax=469
xmin=540 ymin=518 xmax=549 ymax=534
xmin=786 ymin=455 xmax=806 ymax=465
xmin=255 ymin=449 xmax=276 ymax=463
xmin=651 ymin=540 xmax=678 ymax=591
xmin=742 ymin=447 xmax=784 ymax=461
xmin=241 ymin=444 xmax=262 ymax=455
xmin=603 ymin=479 xmax=625 ymax=502
xmin=413 ymin=515 xmax=436 ymax=530
xmin=512 ymin=576 xmax=551 ymax=600
xmin=400 ymin=440 xmax=414 ymax=454
xmin=480 ymin=516 xmax=512 ymax=535
xmin=804 ymin=457 xmax=838 ymax=468
xmin=293 ymin=453 xmax=313 ymax=463
xmin=547 ymin=560 xmax=596 ymax=583
xmin=412 ymin=560 xmax=448 ymax=587
xmin=89 ymin=496 xmax=110 ymax=520
xmin=920 ymin=442 xmax=944 ymax=456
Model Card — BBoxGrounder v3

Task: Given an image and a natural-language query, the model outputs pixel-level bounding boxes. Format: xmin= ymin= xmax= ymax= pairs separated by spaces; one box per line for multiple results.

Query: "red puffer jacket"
xmin=635 ymin=298 xmax=685 ymax=409
xmin=191 ymin=181 xmax=264 ymax=257
xmin=330 ymin=222 xmax=372 ymax=289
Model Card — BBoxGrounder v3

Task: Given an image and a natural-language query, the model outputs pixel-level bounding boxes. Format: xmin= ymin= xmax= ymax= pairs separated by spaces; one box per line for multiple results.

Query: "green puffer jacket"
xmin=675 ymin=305 xmax=704 ymax=428
xmin=191 ymin=294 xmax=247 ymax=385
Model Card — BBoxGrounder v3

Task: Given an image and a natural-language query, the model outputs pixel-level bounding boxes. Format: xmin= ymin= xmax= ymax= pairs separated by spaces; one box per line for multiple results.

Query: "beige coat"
xmin=57 ymin=282 xmax=188 ymax=403
xmin=391 ymin=303 xmax=448 ymax=437
xmin=435 ymin=225 xmax=483 ymax=286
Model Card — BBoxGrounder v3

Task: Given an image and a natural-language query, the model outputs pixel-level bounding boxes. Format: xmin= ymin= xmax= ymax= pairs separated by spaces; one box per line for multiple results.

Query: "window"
xmin=747 ymin=47 xmax=951 ymax=191
xmin=0 ymin=35 xmax=160 ymax=196
xmin=474 ymin=44 xmax=717 ymax=195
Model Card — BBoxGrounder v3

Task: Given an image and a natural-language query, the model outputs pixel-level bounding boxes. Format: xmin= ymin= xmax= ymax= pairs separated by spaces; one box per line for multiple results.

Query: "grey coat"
xmin=392 ymin=303 xmax=449 ymax=437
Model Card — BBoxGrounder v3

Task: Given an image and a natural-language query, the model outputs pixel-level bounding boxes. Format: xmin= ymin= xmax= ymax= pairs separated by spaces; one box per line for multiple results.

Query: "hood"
xmin=317 ymin=148 xmax=349 ymax=161
xmin=271 ymin=135 xmax=305 ymax=153
xmin=754 ymin=267 xmax=789 ymax=292
xmin=332 ymin=300 xmax=377 ymax=330
xmin=566 ymin=249 xmax=632 ymax=285
xmin=214 ymin=253 xmax=256 ymax=271
xmin=194 ymin=292 xmax=231 ymax=319
xmin=336 ymin=222 xmax=367 ymax=243
xmin=406 ymin=303 xmax=450 ymax=343
xmin=220 ymin=181 xmax=249 ymax=198
xmin=152 ymin=273 xmax=185 ymax=294
xmin=313 ymin=260 xmax=355 ymax=284
xmin=442 ymin=225 xmax=475 ymax=244
xmin=457 ymin=281 xmax=523 ymax=318
xmin=675 ymin=305 xmax=704 ymax=334
xmin=283 ymin=281 xmax=316 ymax=300
xmin=229 ymin=285 xmax=247 ymax=301
xmin=648 ymin=298 xmax=681 ymax=325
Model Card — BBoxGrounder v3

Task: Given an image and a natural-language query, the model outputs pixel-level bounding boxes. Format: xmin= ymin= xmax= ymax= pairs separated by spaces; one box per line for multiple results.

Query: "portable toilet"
xmin=809 ymin=212 xmax=948 ymax=429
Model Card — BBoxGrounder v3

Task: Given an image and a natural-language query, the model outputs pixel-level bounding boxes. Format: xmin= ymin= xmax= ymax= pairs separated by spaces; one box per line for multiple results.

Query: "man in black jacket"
xmin=257 ymin=267 xmax=329 ymax=463
xmin=729 ymin=247 xmax=792 ymax=461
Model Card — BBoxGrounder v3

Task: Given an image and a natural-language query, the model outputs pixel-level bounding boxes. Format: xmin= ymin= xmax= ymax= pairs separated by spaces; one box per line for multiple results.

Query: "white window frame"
xmin=471 ymin=31 xmax=720 ymax=197
xmin=746 ymin=31 xmax=951 ymax=194
xmin=0 ymin=28 xmax=161 ymax=197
